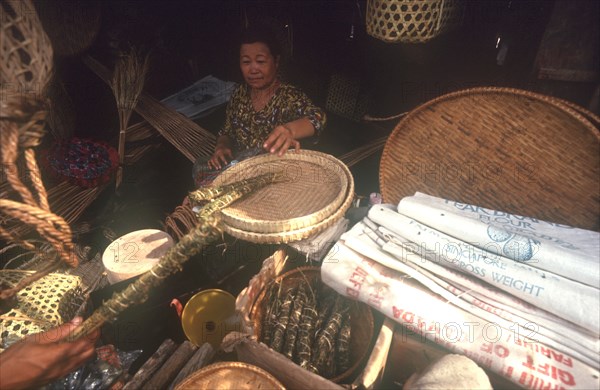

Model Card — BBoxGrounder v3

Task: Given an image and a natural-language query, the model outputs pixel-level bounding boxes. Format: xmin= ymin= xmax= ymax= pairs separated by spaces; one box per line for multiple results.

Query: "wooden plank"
xmin=145 ymin=340 xmax=198 ymax=390
xmin=169 ymin=342 xmax=215 ymax=389
xmin=123 ymin=338 xmax=177 ymax=390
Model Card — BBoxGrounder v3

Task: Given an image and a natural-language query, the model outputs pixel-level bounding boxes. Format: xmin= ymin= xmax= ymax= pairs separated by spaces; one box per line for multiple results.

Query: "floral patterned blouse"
xmin=218 ymin=83 xmax=326 ymax=150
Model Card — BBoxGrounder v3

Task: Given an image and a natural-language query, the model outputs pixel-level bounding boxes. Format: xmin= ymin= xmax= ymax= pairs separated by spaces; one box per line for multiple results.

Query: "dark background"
xmin=31 ymin=0 xmax=599 ymax=245
xmin=47 ymin=0 xmax=589 ymax=140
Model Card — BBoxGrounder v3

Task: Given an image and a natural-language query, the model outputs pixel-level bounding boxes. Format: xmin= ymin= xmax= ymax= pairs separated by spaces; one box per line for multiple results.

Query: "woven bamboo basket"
xmin=212 ymin=150 xmax=355 ymax=243
xmin=379 ymin=87 xmax=600 ymax=231
xmin=175 ymin=361 xmax=285 ymax=390
xmin=0 ymin=271 xmax=84 ymax=349
xmin=34 ymin=0 xmax=101 ymax=57
xmin=366 ymin=0 xmax=463 ymax=43
xmin=250 ymin=266 xmax=374 ymax=384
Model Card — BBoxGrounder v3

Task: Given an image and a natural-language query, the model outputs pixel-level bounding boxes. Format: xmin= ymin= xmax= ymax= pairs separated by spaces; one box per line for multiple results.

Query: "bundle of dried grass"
xmin=110 ymin=49 xmax=150 ymax=188
xmin=83 ymin=56 xmax=217 ymax=163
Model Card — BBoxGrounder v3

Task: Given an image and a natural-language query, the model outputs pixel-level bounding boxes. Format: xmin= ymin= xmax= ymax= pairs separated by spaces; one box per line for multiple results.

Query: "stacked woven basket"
xmin=211 ymin=150 xmax=355 ymax=243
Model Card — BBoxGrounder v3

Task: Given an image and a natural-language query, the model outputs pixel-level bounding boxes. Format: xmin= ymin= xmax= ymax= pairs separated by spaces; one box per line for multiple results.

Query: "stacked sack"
xmin=322 ymin=192 xmax=599 ymax=390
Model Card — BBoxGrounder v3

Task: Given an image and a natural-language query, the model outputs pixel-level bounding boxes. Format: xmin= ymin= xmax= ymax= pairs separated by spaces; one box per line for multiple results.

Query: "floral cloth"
xmin=219 ymin=83 xmax=326 ymax=149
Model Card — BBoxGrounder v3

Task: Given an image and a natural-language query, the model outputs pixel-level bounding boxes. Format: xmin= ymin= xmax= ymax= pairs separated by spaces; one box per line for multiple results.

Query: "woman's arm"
xmin=263 ymin=117 xmax=315 ymax=156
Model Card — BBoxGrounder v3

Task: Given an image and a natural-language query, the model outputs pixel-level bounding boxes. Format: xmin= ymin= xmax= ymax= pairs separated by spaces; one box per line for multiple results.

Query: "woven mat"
xmin=380 ymin=87 xmax=600 ymax=230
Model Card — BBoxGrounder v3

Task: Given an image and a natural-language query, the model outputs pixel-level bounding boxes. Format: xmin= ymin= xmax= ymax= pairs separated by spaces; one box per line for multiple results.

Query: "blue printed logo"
xmin=487 ymin=225 xmax=539 ymax=262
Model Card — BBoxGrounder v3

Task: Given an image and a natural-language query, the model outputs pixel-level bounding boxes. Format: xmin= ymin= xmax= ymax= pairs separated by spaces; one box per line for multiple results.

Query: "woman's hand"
xmin=0 ymin=317 xmax=100 ymax=389
xmin=263 ymin=125 xmax=300 ymax=157
xmin=208 ymin=146 xmax=233 ymax=170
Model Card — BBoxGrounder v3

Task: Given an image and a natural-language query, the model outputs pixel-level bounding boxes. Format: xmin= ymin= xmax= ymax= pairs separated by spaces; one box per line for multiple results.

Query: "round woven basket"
xmin=213 ymin=150 xmax=355 ymax=243
xmin=175 ymin=362 xmax=285 ymax=390
xmin=250 ymin=266 xmax=374 ymax=384
xmin=366 ymin=0 xmax=463 ymax=43
xmin=379 ymin=87 xmax=600 ymax=231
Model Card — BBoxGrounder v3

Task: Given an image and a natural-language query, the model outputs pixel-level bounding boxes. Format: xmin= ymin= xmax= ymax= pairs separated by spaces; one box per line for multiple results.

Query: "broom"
xmin=110 ymin=49 xmax=149 ymax=189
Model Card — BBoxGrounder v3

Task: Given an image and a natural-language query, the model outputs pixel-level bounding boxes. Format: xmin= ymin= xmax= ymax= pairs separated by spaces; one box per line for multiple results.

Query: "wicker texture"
xmin=213 ymin=151 xmax=349 ymax=233
xmin=380 ymin=87 xmax=600 ymax=231
xmin=366 ymin=0 xmax=462 ymax=43
xmin=175 ymin=362 xmax=285 ymax=390
xmin=212 ymin=151 xmax=354 ymax=243
xmin=34 ymin=0 xmax=101 ymax=56
xmin=0 ymin=0 xmax=53 ymax=89
xmin=0 ymin=271 xmax=83 ymax=346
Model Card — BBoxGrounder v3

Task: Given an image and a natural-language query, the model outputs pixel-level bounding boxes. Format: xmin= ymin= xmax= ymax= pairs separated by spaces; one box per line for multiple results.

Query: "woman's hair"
xmin=240 ymin=26 xmax=282 ymax=58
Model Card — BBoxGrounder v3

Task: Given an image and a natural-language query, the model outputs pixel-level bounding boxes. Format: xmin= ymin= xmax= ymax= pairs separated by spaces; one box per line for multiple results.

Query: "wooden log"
xmin=145 ymin=340 xmax=198 ymax=390
xmin=169 ymin=342 xmax=215 ymax=389
xmin=232 ymin=335 xmax=344 ymax=390
xmin=122 ymin=338 xmax=177 ymax=390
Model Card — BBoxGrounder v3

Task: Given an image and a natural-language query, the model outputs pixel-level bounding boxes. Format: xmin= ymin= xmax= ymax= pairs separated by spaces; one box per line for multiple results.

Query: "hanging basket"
xmin=366 ymin=0 xmax=463 ymax=44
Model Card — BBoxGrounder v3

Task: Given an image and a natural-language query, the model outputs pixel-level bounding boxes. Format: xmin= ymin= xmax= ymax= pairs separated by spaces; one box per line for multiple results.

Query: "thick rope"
xmin=0 ymin=200 xmax=75 ymax=267
xmin=24 ymin=148 xmax=50 ymax=211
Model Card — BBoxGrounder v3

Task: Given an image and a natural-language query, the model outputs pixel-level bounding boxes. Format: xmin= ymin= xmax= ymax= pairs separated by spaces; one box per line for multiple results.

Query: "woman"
xmin=193 ymin=27 xmax=326 ymax=186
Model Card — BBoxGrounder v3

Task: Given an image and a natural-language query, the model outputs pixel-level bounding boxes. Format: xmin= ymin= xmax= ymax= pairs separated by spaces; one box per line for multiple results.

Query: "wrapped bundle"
xmin=321 ymin=193 xmax=600 ymax=390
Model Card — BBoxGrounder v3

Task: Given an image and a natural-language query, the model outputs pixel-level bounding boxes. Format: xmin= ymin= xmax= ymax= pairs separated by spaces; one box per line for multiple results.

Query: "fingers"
xmin=264 ymin=126 xmax=296 ymax=156
xmin=209 ymin=148 xmax=233 ymax=170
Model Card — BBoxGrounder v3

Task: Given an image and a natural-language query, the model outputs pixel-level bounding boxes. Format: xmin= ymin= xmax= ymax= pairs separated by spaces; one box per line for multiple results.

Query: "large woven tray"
xmin=380 ymin=87 xmax=600 ymax=231
xmin=213 ymin=150 xmax=354 ymax=243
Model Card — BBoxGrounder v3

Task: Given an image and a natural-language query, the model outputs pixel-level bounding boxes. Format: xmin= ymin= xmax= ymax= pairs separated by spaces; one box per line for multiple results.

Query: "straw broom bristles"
xmin=110 ymin=49 xmax=149 ymax=188
xmin=339 ymin=136 xmax=387 ymax=168
xmin=84 ymin=56 xmax=217 ymax=162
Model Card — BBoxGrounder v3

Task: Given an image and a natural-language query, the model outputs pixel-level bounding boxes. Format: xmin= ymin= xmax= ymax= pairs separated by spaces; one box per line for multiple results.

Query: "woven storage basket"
xmin=175 ymin=361 xmax=285 ymax=390
xmin=366 ymin=0 xmax=463 ymax=43
xmin=379 ymin=87 xmax=600 ymax=231
xmin=0 ymin=0 xmax=53 ymax=88
xmin=0 ymin=271 xmax=83 ymax=348
xmin=250 ymin=266 xmax=374 ymax=384
xmin=212 ymin=150 xmax=354 ymax=243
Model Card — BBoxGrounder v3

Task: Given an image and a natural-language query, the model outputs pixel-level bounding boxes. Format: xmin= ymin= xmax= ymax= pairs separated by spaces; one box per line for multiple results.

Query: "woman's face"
xmin=240 ymin=42 xmax=279 ymax=90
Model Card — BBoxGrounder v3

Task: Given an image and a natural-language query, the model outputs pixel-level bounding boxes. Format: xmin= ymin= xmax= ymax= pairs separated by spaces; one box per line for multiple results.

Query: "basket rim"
xmin=222 ymin=158 xmax=354 ymax=244
xmin=380 ymin=86 xmax=600 ymax=207
xmin=175 ymin=361 xmax=285 ymax=390
xmin=214 ymin=150 xmax=351 ymax=234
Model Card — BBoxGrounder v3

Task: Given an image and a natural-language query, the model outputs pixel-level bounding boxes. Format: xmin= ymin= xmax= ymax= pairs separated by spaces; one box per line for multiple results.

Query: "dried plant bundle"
xmin=84 ymin=56 xmax=217 ymax=162
xmin=68 ymin=172 xmax=280 ymax=340
xmin=110 ymin=49 xmax=150 ymax=187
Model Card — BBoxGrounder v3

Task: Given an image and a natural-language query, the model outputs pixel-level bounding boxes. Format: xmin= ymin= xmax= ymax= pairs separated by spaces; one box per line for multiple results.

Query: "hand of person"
xmin=0 ymin=317 xmax=100 ymax=389
xmin=208 ymin=146 xmax=233 ymax=170
xmin=263 ymin=124 xmax=300 ymax=157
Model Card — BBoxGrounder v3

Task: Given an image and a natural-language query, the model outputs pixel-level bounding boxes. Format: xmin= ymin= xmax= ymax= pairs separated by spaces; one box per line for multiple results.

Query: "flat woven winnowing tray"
xmin=212 ymin=150 xmax=354 ymax=243
xmin=379 ymin=87 xmax=600 ymax=230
